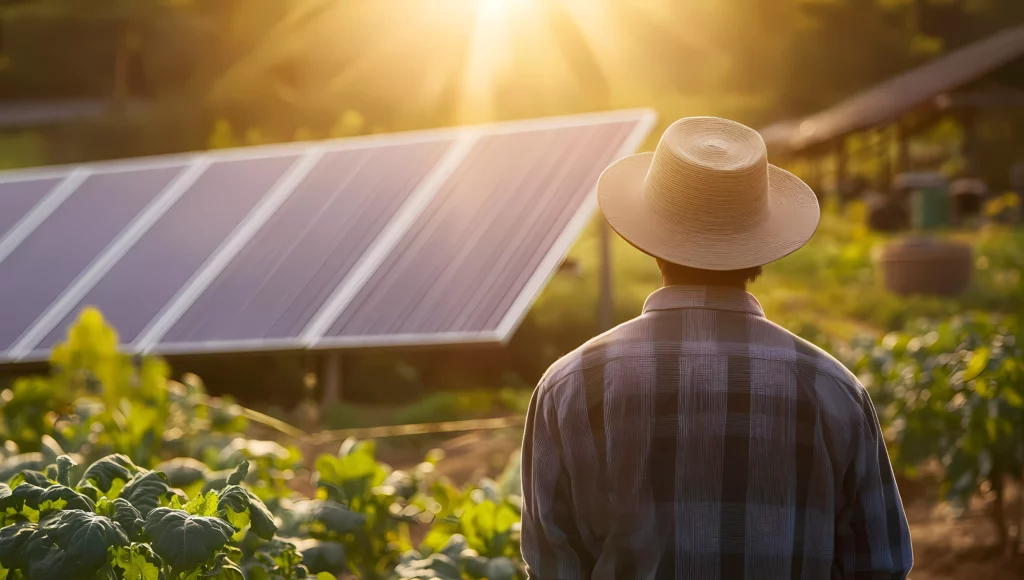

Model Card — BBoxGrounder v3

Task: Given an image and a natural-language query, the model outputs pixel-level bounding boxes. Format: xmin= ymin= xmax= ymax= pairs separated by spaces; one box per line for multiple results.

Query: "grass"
xmin=319 ymin=388 xmax=533 ymax=430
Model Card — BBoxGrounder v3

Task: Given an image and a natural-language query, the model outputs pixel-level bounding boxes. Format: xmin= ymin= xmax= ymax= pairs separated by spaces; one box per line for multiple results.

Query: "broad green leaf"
xmin=226 ymin=462 xmax=248 ymax=487
xmin=963 ymin=347 xmax=989 ymax=382
xmin=438 ymin=534 xmax=468 ymax=561
xmin=183 ymin=492 xmax=220 ymax=517
xmin=216 ymin=486 xmax=276 ymax=540
xmin=98 ymin=498 xmax=144 ymax=541
xmin=119 ymin=471 xmax=169 ymax=516
xmin=314 ymin=440 xmax=386 ymax=503
xmin=78 ymin=455 xmax=139 ymax=494
xmin=167 ymin=493 xmax=185 ymax=511
xmin=394 ymin=553 xmax=461 ymax=580
xmin=56 ymin=456 xmax=76 ymax=488
xmin=0 ymin=521 xmax=35 ymax=570
xmin=1003 ymin=388 xmax=1024 ymax=408
xmin=295 ymin=539 xmax=346 ymax=575
xmin=463 ymin=553 xmax=489 ymax=578
xmin=0 ymin=483 xmax=93 ymax=521
xmin=316 ymin=573 xmax=337 ymax=580
xmin=483 ymin=556 xmax=518 ymax=580
xmin=422 ymin=521 xmax=459 ymax=553
xmin=0 ymin=483 xmax=44 ymax=522
xmin=495 ymin=502 xmax=519 ymax=533
xmin=111 ymin=544 xmax=160 ymax=580
xmin=36 ymin=484 xmax=96 ymax=514
xmin=142 ymin=508 xmax=234 ymax=573
xmin=153 ymin=458 xmax=209 ymax=489
xmin=464 ymin=501 xmax=496 ymax=546
xmin=310 ymin=500 xmax=366 ymax=534
xmin=24 ymin=510 xmax=129 ymax=579
xmin=12 ymin=471 xmax=53 ymax=489
xmin=986 ymin=417 xmax=999 ymax=441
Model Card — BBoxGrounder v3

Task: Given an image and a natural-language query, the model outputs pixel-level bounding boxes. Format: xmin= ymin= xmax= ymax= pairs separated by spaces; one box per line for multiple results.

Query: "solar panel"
xmin=0 ymin=109 xmax=656 ymax=362
xmin=0 ymin=178 xmax=63 ymax=240
xmin=160 ymin=141 xmax=455 ymax=349
xmin=0 ymin=167 xmax=184 ymax=351
xmin=31 ymin=156 xmax=301 ymax=353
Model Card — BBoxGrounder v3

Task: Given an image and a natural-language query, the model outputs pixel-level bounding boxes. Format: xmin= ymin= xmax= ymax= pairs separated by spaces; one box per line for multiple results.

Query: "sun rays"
xmin=213 ymin=0 xmax=721 ymax=130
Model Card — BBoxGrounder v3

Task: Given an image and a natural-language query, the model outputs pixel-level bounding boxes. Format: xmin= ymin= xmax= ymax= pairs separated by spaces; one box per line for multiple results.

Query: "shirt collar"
xmin=642 ymin=285 xmax=766 ymax=318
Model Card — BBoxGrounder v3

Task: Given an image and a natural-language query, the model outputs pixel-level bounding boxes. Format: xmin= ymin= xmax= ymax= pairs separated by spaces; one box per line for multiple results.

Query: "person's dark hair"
xmin=656 ymin=259 xmax=763 ymax=289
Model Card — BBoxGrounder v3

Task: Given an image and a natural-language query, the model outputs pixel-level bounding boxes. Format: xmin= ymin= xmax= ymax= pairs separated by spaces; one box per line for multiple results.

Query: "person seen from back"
xmin=519 ymin=117 xmax=914 ymax=580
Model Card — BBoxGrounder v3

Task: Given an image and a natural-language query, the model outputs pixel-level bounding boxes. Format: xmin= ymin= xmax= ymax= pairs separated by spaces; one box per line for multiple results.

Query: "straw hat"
xmin=598 ymin=116 xmax=820 ymax=270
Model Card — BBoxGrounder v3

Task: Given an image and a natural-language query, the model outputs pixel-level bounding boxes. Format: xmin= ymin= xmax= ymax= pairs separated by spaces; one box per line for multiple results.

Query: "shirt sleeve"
xmin=834 ymin=392 xmax=914 ymax=579
xmin=520 ymin=382 xmax=593 ymax=580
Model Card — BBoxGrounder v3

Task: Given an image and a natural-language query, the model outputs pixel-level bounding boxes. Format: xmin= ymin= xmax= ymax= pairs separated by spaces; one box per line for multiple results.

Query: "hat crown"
xmin=644 ymin=117 xmax=770 ymax=230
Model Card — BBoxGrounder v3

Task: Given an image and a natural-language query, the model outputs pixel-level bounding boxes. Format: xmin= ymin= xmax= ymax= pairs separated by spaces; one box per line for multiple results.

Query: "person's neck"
xmin=661 ymin=280 xmax=748 ymax=292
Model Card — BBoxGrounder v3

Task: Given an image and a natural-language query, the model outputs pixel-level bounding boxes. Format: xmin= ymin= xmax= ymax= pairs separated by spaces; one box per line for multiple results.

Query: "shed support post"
xmin=597 ymin=219 xmax=615 ymax=332
xmin=808 ymin=154 xmax=821 ymax=195
xmin=322 ymin=351 xmax=343 ymax=407
xmin=835 ymin=138 xmax=847 ymax=208
xmin=961 ymin=109 xmax=979 ymax=176
xmin=896 ymin=122 xmax=910 ymax=175
xmin=878 ymin=128 xmax=893 ymax=191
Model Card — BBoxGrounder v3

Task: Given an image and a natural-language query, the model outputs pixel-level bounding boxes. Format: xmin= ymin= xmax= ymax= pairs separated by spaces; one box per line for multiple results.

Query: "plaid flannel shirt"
xmin=520 ymin=285 xmax=913 ymax=580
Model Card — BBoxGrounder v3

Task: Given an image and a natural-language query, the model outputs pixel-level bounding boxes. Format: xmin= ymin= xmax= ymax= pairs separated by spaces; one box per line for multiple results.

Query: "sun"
xmin=477 ymin=0 xmax=510 ymax=11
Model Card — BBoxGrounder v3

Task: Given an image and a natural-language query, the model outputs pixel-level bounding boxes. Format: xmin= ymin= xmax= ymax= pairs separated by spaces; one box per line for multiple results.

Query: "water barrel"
xmin=879 ymin=236 xmax=972 ymax=297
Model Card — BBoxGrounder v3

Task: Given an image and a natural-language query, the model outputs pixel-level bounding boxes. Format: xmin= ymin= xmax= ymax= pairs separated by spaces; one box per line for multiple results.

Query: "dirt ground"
xmin=375 ymin=430 xmax=1024 ymax=580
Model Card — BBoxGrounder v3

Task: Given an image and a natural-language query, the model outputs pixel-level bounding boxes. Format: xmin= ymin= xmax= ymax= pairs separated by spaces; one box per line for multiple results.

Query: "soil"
xmin=375 ymin=430 xmax=1024 ymax=580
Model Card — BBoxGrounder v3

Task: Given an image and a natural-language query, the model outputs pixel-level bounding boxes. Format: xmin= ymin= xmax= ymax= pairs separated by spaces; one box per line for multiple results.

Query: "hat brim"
xmin=597 ymin=152 xmax=821 ymax=271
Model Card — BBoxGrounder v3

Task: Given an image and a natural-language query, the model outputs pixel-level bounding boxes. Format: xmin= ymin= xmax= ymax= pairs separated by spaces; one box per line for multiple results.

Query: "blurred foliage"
xmin=0 ymin=308 xmax=261 ymax=470
xmin=842 ymin=313 xmax=1024 ymax=553
xmin=0 ymin=131 xmax=48 ymax=169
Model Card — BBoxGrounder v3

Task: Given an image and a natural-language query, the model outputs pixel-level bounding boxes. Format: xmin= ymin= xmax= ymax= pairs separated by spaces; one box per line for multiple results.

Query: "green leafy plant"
xmin=0 ymin=455 xmax=337 ymax=580
xmin=845 ymin=313 xmax=1024 ymax=555
xmin=0 ymin=310 xmax=258 ymax=472
xmin=302 ymin=438 xmax=434 ymax=580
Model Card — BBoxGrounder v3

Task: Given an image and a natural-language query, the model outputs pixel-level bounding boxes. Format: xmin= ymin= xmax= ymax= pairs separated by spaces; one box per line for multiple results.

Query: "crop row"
xmin=1 ymin=304 xmax=1022 ymax=577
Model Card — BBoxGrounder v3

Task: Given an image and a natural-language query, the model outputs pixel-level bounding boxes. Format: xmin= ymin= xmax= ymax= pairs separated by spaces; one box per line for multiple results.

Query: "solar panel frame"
xmin=0 ymin=108 xmax=657 ymax=362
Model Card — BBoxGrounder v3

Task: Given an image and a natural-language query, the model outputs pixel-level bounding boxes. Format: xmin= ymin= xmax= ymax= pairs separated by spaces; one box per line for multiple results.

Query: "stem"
xmin=992 ymin=475 xmax=1009 ymax=555
xmin=1015 ymin=477 xmax=1023 ymax=557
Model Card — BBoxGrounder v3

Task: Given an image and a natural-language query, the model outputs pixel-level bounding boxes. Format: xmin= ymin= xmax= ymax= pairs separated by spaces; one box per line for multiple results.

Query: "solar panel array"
xmin=0 ymin=109 xmax=656 ymax=362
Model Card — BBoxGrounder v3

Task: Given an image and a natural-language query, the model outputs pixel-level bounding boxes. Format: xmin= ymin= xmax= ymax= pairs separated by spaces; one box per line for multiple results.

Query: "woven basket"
xmin=879 ymin=237 xmax=973 ymax=297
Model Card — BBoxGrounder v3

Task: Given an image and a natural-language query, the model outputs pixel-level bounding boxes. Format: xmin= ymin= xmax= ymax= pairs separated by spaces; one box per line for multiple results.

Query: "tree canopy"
xmin=0 ymin=0 xmax=1022 ymax=164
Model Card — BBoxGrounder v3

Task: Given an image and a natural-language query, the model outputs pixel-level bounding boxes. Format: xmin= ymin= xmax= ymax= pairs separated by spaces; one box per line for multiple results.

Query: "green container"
xmin=895 ymin=172 xmax=949 ymax=230
xmin=911 ymin=188 xmax=950 ymax=230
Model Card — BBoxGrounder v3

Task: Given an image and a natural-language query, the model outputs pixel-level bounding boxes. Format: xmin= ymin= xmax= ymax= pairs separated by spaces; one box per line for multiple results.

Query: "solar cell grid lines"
xmin=0 ymin=109 xmax=657 ymax=362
